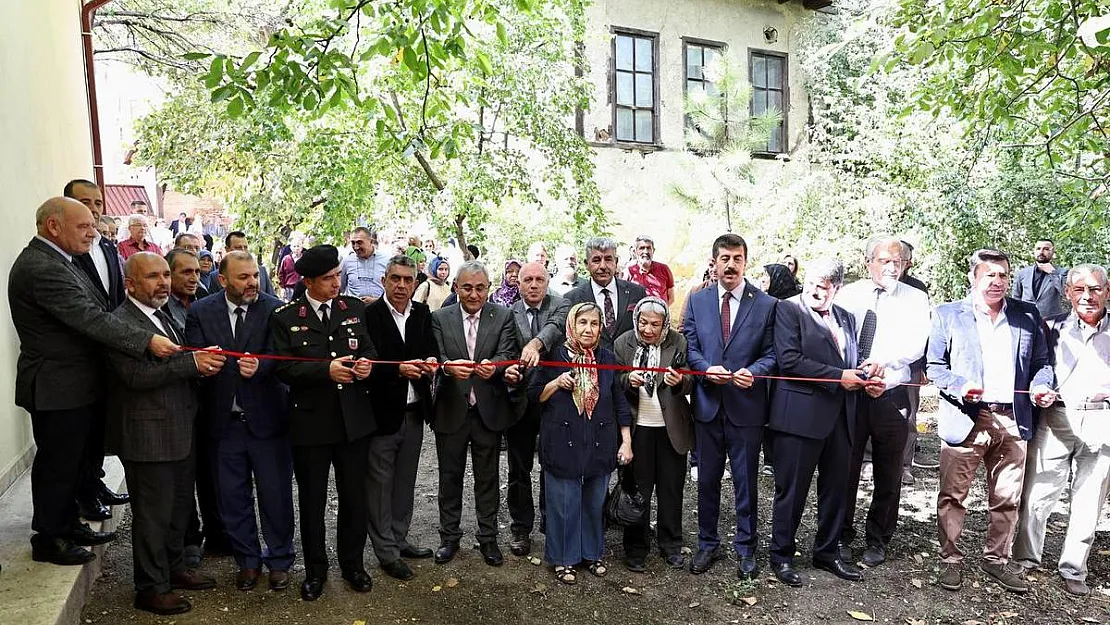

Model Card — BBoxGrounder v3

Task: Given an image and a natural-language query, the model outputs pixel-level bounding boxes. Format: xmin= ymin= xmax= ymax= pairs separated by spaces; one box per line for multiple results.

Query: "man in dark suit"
xmin=506 ymin=261 xmax=569 ymax=556
xmin=170 ymin=212 xmax=192 ymax=237
xmin=184 ymin=251 xmax=294 ymax=592
xmin=8 ymin=198 xmax=177 ymax=566
xmin=1012 ymin=238 xmax=1069 ymax=319
xmin=271 ymin=245 xmax=377 ymax=601
xmin=564 ymin=237 xmax=646 ymax=351
xmin=106 ymin=252 xmax=228 ymax=615
xmin=364 ymin=256 xmax=438 ymax=580
xmin=63 ymin=179 xmax=131 ymax=522
xmin=768 ymin=258 xmax=870 ymax=586
xmin=225 ymin=231 xmax=276 ymax=297
xmin=682 ymin=233 xmax=777 ymax=580
xmin=430 ymin=260 xmax=523 ymax=567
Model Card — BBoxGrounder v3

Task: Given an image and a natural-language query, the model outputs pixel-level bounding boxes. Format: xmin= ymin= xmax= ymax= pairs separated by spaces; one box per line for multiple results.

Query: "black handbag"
xmin=605 ymin=466 xmax=646 ymax=528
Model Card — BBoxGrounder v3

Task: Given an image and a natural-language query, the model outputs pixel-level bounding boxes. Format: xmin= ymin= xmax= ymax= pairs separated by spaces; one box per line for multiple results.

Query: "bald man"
xmin=8 ymin=198 xmax=178 ymax=566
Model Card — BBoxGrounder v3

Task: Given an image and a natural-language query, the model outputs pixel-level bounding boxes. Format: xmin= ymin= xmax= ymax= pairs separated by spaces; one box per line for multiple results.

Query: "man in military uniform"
xmin=271 ymin=245 xmax=377 ymax=601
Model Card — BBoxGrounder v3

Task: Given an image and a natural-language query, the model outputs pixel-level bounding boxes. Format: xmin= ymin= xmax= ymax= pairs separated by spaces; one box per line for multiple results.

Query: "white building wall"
xmin=0 ymin=0 xmax=94 ymax=490
xmin=96 ymin=61 xmax=167 ymax=215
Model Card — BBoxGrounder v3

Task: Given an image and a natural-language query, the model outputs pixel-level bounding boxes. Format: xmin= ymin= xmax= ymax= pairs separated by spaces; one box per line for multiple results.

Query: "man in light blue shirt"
xmin=340 ymin=226 xmax=388 ymax=302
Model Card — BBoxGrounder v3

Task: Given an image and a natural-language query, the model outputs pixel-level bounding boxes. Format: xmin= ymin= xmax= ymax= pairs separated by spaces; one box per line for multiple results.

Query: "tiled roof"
xmin=104 ymin=184 xmax=151 ymax=217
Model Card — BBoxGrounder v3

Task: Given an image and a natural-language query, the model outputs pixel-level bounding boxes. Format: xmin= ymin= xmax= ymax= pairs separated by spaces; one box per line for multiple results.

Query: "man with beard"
xmin=106 ymin=252 xmax=227 ymax=614
xmin=551 ymin=244 xmax=584 ymax=295
xmin=564 ymin=237 xmax=646 ymax=351
xmin=185 ymin=251 xmax=295 ymax=592
xmin=627 ymin=235 xmax=675 ymax=304
xmin=1012 ymin=239 xmax=1069 ymax=319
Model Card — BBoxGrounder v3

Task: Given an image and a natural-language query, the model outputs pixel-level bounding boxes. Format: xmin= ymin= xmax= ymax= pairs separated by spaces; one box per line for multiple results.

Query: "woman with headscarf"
xmin=531 ymin=302 xmax=632 ymax=585
xmin=489 ymin=259 xmax=522 ymax=307
xmin=763 ymin=263 xmax=801 ymax=299
xmin=614 ymin=297 xmax=695 ymax=573
xmin=414 ymin=256 xmax=451 ymax=311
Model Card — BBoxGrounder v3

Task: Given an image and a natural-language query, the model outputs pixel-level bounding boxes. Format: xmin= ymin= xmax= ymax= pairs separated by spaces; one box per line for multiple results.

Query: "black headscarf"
xmin=763 ymin=263 xmax=800 ymax=299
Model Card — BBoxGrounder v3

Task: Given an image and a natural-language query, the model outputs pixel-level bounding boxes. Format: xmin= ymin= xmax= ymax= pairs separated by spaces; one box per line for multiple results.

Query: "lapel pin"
xmin=337 ymin=300 xmax=348 ymax=311
xmin=298 ymin=305 xmax=307 ymax=318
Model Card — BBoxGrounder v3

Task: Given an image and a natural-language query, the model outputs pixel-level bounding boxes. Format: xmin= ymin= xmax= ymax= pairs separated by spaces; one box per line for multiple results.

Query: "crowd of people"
xmin=9 ymin=179 xmax=1110 ymax=616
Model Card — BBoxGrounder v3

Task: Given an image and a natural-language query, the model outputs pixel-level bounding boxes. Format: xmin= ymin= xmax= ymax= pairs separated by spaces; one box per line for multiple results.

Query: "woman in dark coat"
xmin=614 ymin=296 xmax=695 ymax=573
xmin=531 ymin=302 xmax=632 ymax=584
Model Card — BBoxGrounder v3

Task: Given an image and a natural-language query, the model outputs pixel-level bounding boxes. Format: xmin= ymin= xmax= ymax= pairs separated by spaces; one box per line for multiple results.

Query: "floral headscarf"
xmin=632 ymin=296 xmax=670 ymax=397
xmin=564 ymin=302 xmax=601 ymax=419
xmin=490 ymin=259 xmax=523 ymax=307
xmin=428 ymin=256 xmax=449 ymax=284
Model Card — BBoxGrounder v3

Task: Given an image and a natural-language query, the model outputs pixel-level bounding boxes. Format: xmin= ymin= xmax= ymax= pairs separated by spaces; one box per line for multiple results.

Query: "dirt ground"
xmin=83 ymin=412 xmax=1110 ymax=625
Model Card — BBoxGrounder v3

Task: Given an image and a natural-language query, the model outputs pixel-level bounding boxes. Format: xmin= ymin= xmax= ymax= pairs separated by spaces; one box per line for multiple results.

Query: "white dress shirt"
xmin=387 ymin=299 xmax=418 ymax=404
xmin=716 ymin=280 xmax=748 ymax=332
xmin=304 ymin=294 xmax=335 ymax=323
xmin=88 ymin=232 xmax=111 ymax=292
xmin=226 ymin=296 xmax=249 ymax=412
xmin=1055 ymin=313 xmax=1110 ymax=408
xmin=35 ymin=235 xmax=72 ymax=262
xmin=972 ymin=298 xmax=1015 ymax=403
xmin=835 ymin=278 xmax=930 ymax=389
xmin=808 ymin=305 xmax=847 ymax=361
xmin=591 ymin=279 xmax=619 ymax=312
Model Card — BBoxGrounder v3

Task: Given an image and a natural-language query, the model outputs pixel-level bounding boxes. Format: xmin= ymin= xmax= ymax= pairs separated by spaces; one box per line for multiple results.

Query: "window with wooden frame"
xmin=749 ymin=49 xmax=788 ymax=154
xmin=612 ymin=29 xmax=658 ymax=145
xmin=683 ymin=38 xmax=725 ymax=139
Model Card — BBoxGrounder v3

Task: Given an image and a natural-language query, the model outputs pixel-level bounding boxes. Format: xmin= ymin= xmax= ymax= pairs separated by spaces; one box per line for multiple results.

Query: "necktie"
xmin=601 ymin=288 xmax=616 ymax=331
xmin=319 ymin=303 xmax=330 ymax=327
xmin=154 ymin=308 xmax=181 ymax=345
xmin=466 ymin=314 xmax=479 ymax=405
xmin=721 ymin=291 xmax=732 ymax=343
xmin=857 ymin=287 xmax=881 ymax=363
xmin=233 ymin=307 xmax=245 ymax=341
xmin=818 ymin=309 xmax=841 ymax=351
xmin=528 ymin=308 xmax=540 ymax=338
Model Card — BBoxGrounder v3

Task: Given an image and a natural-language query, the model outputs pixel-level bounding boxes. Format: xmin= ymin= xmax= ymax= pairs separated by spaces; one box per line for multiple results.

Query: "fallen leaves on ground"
xmin=528 ymin=556 xmax=542 ymax=565
xmin=445 ymin=578 xmax=458 ymax=588
xmin=530 ymin=583 xmax=546 ymax=595
xmin=687 ymin=602 xmax=700 ymax=609
xmin=431 ymin=585 xmax=442 ymax=592
xmin=847 ymin=610 xmax=874 ymax=621
xmin=740 ymin=596 xmax=758 ymax=606
xmin=910 ymin=578 xmax=923 ymax=589
xmin=906 ymin=619 xmax=925 ymax=625
xmin=621 ymin=587 xmax=642 ymax=595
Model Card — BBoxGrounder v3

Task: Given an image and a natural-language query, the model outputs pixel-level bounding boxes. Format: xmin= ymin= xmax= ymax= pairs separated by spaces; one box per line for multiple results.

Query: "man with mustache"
xmin=834 ymin=236 xmax=930 ymax=568
xmin=106 ymin=252 xmax=227 ymax=614
xmin=1012 ymin=239 xmax=1069 ymax=319
xmin=564 ymin=237 xmax=646 ymax=351
xmin=626 ymin=235 xmax=676 ymax=305
xmin=184 ymin=251 xmax=295 ymax=593
xmin=928 ymin=249 xmax=1054 ymax=594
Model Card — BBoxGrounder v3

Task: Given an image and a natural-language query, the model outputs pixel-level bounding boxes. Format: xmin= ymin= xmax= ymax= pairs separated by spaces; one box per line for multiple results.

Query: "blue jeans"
xmin=543 ymin=472 xmax=608 ymax=566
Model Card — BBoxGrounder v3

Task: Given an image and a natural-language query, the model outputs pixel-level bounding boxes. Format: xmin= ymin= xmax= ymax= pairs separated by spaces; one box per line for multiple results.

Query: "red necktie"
xmin=721 ymin=292 xmax=732 ymax=343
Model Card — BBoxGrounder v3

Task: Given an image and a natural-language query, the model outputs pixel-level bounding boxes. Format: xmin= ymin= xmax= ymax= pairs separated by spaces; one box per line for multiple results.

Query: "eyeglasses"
xmin=457 ymin=284 xmax=489 ymax=295
xmin=1070 ymin=286 xmax=1105 ymax=295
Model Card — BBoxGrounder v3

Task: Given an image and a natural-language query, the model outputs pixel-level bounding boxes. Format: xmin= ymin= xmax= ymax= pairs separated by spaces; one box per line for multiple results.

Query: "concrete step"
xmin=0 ymin=458 xmax=126 ymax=625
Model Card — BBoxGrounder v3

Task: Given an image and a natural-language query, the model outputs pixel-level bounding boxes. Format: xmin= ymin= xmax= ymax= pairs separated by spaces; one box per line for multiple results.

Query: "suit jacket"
xmin=271 ymin=295 xmax=378 ymax=446
xmin=185 ymin=292 xmax=289 ymax=440
xmin=926 ymin=297 xmax=1053 ymax=444
xmin=74 ymin=236 xmax=125 ymax=309
xmin=170 ymin=218 xmax=192 ymax=237
xmin=510 ymin=292 xmax=570 ymax=354
xmin=8 ymin=237 xmax=152 ymax=411
xmin=613 ymin=329 xmax=696 ymax=453
xmin=430 ymin=302 xmax=521 ymax=434
xmin=1012 ymin=265 xmax=1068 ymax=319
xmin=682 ymin=280 xmax=777 ymax=427
xmin=769 ymin=295 xmax=859 ymax=443
xmin=366 ymin=298 xmax=436 ymax=433
xmin=105 ymin=299 xmax=199 ymax=462
xmin=563 ymin=278 xmax=647 ymax=350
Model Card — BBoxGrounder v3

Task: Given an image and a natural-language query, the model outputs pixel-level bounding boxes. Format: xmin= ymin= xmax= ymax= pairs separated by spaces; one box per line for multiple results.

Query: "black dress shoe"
xmin=813 ymin=557 xmax=863 ymax=581
xmin=435 ymin=541 xmax=460 ymax=564
xmin=382 ymin=559 xmax=415 ymax=581
xmin=837 ymin=542 xmax=854 ymax=562
xmin=624 ymin=557 xmax=647 ymax=573
xmin=509 ymin=534 xmax=532 ymax=557
xmin=689 ymin=548 xmax=721 ymax=575
xmin=860 ymin=545 xmax=886 ymax=568
xmin=479 ymin=542 xmax=504 ymax=566
xmin=96 ymin=482 xmax=130 ymax=506
xmin=77 ymin=497 xmax=111 ymax=522
xmin=664 ymin=553 xmax=686 ymax=569
xmin=68 ymin=522 xmax=116 ymax=546
xmin=300 ymin=577 xmax=325 ymax=601
xmin=771 ymin=561 xmax=802 ymax=587
xmin=31 ymin=536 xmax=95 ymax=565
xmin=342 ymin=569 xmax=373 ymax=593
xmin=737 ymin=555 xmax=760 ymax=580
xmin=400 ymin=545 xmax=434 ymax=559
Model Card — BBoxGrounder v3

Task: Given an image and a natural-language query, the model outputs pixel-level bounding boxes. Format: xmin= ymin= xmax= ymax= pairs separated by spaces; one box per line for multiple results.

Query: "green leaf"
xmin=227 ymin=97 xmax=244 ymax=118
xmin=240 ymin=51 xmax=262 ymax=71
xmin=496 ymin=22 xmax=508 ymax=46
xmin=182 ymin=52 xmax=210 ymax=61
xmin=211 ymin=85 xmax=234 ymax=103
xmin=475 ymin=51 xmax=493 ymax=75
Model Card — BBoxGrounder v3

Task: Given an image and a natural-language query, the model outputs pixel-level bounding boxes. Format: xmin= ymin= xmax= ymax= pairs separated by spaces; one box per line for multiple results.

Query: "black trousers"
xmin=30 ymin=405 xmax=95 ymax=537
xmin=185 ymin=432 xmax=228 ymax=549
xmin=623 ymin=426 xmax=687 ymax=559
xmin=123 ymin=454 xmax=195 ymax=594
xmin=292 ymin=437 xmax=370 ymax=579
xmin=505 ymin=405 xmax=546 ymax=536
xmin=769 ymin=408 xmax=852 ymax=563
xmin=842 ymin=388 xmax=910 ymax=548
xmin=436 ymin=407 xmax=501 ymax=544
xmin=76 ymin=402 xmax=107 ymax=500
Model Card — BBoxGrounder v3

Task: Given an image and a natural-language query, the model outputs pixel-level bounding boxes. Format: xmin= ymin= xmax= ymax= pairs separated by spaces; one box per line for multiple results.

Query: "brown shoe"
xmin=236 ymin=568 xmax=260 ymax=591
xmin=269 ymin=569 xmax=290 ymax=591
xmin=980 ymin=562 xmax=1028 ymax=593
xmin=1064 ymin=578 xmax=1090 ymax=596
xmin=170 ymin=569 xmax=217 ymax=590
xmin=134 ymin=590 xmax=191 ymax=615
xmin=938 ymin=563 xmax=962 ymax=591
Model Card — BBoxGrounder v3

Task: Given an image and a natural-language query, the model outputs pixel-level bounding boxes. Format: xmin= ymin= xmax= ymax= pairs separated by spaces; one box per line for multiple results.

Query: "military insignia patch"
xmin=348 ymin=338 xmax=358 ymax=350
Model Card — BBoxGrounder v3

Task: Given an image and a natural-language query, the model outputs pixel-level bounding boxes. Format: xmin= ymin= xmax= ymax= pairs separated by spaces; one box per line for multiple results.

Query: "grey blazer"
xmin=431 ymin=302 xmax=521 ymax=434
xmin=1012 ymin=265 xmax=1068 ymax=319
xmin=613 ymin=329 xmax=696 ymax=454
xmin=510 ymin=292 xmax=570 ymax=353
xmin=105 ymin=299 xmax=199 ymax=463
xmin=8 ymin=237 xmax=152 ymax=411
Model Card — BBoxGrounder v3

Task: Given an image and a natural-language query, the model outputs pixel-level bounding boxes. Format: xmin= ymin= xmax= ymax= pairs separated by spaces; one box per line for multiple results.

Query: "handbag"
xmin=605 ymin=465 xmax=646 ymax=528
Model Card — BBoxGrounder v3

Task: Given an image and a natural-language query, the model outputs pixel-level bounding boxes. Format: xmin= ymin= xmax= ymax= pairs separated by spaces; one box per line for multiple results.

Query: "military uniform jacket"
xmin=271 ymin=295 xmax=378 ymax=446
